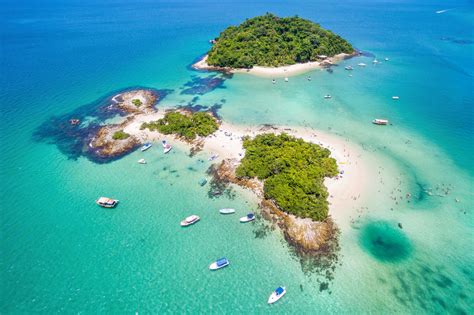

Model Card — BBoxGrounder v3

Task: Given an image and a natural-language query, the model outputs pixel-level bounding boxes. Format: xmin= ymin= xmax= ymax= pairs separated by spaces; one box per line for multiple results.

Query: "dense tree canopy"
xmin=141 ymin=111 xmax=219 ymax=140
xmin=207 ymin=13 xmax=354 ymax=68
xmin=236 ymin=133 xmax=338 ymax=221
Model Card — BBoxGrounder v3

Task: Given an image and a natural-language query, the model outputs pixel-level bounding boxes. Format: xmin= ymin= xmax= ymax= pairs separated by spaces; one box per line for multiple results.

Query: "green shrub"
xmin=236 ymin=133 xmax=338 ymax=221
xmin=112 ymin=130 xmax=130 ymax=140
xmin=141 ymin=111 xmax=218 ymax=140
xmin=132 ymin=99 xmax=142 ymax=107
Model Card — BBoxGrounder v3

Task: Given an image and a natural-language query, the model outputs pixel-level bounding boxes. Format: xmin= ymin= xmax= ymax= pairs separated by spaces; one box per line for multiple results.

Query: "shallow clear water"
xmin=1 ymin=0 xmax=473 ymax=313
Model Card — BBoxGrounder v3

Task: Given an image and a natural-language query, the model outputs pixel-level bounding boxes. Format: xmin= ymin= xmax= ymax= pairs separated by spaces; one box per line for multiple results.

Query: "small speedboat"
xmin=324 ymin=95 xmax=332 ymax=99
xmin=392 ymin=96 xmax=400 ymax=100
xmin=373 ymin=59 xmax=379 ymax=64
xmin=384 ymin=57 xmax=389 ymax=61
xmin=344 ymin=66 xmax=353 ymax=70
xmin=96 ymin=197 xmax=119 ymax=208
xmin=284 ymin=77 xmax=289 ymax=82
xmin=307 ymin=76 xmax=311 ymax=81
xmin=358 ymin=63 xmax=367 ymax=67
xmin=209 ymin=257 xmax=229 ymax=270
xmin=272 ymin=79 xmax=276 ymax=84
xmin=141 ymin=143 xmax=152 ymax=152
xmin=198 ymin=178 xmax=207 ymax=186
xmin=162 ymin=140 xmax=172 ymax=154
xmin=180 ymin=215 xmax=200 ymax=227
xmin=372 ymin=119 xmax=389 ymax=125
xmin=219 ymin=208 xmax=235 ymax=215
xmin=268 ymin=286 xmax=286 ymax=304
xmin=138 ymin=158 xmax=147 ymax=164
xmin=240 ymin=213 xmax=255 ymax=223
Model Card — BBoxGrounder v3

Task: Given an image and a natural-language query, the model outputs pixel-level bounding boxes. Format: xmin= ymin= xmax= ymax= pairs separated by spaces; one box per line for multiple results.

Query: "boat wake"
xmin=435 ymin=8 xmax=452 ymax=14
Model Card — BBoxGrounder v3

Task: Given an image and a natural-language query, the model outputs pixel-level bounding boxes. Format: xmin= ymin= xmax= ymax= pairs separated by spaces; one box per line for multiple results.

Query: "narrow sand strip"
xmin=123 ymin=113 xmax=371 ymax=226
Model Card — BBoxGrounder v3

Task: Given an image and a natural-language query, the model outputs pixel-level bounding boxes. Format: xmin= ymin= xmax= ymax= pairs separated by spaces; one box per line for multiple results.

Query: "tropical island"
xmin=194 ymin=13 xmax=356 ymax=77
xmin=81 ymin=88 xmax=356 ymax=253
xmin=236 ymin=133 xmax=338 ymax=221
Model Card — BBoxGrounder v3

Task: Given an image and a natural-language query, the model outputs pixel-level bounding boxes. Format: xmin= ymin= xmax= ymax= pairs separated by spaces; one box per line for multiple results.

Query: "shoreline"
xmin=93 ymin=90 xmax=372 ymax=252
xmin=192 ymin=52 xmax=356 ymax=78
xmin=123 ymin=112 xmax=371 ymax=230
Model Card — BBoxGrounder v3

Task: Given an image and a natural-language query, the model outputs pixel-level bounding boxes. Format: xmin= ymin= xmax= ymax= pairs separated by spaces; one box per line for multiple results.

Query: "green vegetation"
xmin=236 ymin=133 xmax=338 ymax=221
xmin=207 ymin=13 xmax=354 ymax=68
xmin=132 ymin=99 xmax=142 ymax=107
xmin=141 ymin=111 xmax=219 ymax=140
xmin=112 ymin=130 xmax=130 ymax=140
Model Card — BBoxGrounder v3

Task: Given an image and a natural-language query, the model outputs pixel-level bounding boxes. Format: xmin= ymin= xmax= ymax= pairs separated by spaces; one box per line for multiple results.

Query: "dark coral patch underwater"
xmin=359 ymin=220 xmax=413 ymax=262
xmin=33 ymin=87 xmax=172 ymax=163
xmin=180 ymin=74 xmax=230 ymax=95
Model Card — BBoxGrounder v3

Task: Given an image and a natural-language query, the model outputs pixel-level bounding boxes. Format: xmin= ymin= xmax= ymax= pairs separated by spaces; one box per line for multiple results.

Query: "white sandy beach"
xmin=123 ymin=111 xmax=371 ymax=227
xmin=193 ymin=53 xmax=352 ymax=78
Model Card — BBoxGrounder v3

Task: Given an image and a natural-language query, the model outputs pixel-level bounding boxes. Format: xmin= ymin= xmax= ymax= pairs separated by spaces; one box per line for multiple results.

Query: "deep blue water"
xmin=1 ymin=0 xmax=473 ymax=313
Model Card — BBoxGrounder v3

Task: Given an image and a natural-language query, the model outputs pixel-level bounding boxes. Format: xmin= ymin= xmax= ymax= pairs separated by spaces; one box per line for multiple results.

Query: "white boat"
xmin=372 ymin=119 xmax=389 ymax=125
xmin=384 ymin=57 xmax=389 ymax=61
xmin=268 ymin=286 xmax=286 ymax=304
xmin=307 ymin=76 xmax=311 ymax=81
xmin=357 ymin=63 xmax=367 ymax=67
xmin=344 ymin=66 xmax=353 ymax=70
xmin=373 ymin=59 xmax=379 ymax=64
xmin=219 ymin=208 xmax=235 ymax=215
xmin=324 ymin=95 xmax=332 ymax=99
xmin=180 ymin=215 xmax=200 ymax=227
xmin=272 ymin=79 xmax=276 ymax=84
xmin=209 ymin=257 xmax=229 ymax=270
xmin=162 ymin=140 xmax=172 ymax=154
xmin=392 ymin=96 xmax=400 ymax=100
xmin=141 ymin=143 xmax=152 ymax=152
xmin=96 ymin=197 xmax=119 ymax=208
xmin=138 ymin=158 xmax=147 ymax=164
xmin=284 ymin=77 xmax=288 ymax=82
xmin=239 ymin=213 xmax=255 ymax=223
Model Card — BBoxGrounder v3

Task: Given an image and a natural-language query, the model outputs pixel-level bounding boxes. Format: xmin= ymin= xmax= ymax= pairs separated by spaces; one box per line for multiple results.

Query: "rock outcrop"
xmin=88 ymin=89 xmax=158 ymax=159
xmin=210 ymin=158 xmax=338 ymax=254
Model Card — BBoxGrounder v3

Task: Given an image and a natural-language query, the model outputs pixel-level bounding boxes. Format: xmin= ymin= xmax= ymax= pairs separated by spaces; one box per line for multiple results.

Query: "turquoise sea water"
xmin=1 ymin=0 xmax=473 ymax=313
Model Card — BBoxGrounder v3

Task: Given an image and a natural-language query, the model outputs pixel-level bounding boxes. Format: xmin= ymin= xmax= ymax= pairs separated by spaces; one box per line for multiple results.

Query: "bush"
xmin=141 ymin=111 xmax=218 ymax=140
xmin=207 ymin=13 xmax=354 ymax=68
xmin=132 ymin=99 xmax=142 ymax=107
xmin=236 ymin=133 xmax=338 ymax=221
xmin=112 ymin=130 xmax=130 ymax=140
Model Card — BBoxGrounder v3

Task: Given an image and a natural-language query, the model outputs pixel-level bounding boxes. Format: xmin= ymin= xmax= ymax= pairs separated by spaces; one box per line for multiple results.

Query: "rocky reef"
xmin=88 ymin=90 xmax=157 ymax=159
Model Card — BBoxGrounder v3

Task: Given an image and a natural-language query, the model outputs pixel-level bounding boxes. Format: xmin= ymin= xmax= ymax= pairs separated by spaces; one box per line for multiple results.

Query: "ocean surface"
xmin=1 ymin=0 xmax=473 ymax=313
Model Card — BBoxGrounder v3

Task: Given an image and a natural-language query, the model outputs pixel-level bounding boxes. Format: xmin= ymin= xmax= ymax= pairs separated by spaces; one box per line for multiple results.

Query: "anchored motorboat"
xmin=141 ymin=143 xmax=152 ymax=152
xmin=239 ymin=213 xmax=255 ymax=223
xmin=209 ymin=257 xmax=229 ymax=270
xmin=372 ymin=119 xmax=389 ymax=125
xmin=180 ymin=215 xmax=200 ymax=227
xmin=96 ymin=197 xmax=119 ymax=208
xmin=162 ymin=140 xmax=172 ymax=154
xmin=268 ymin=286 xmax=286 ymax=304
